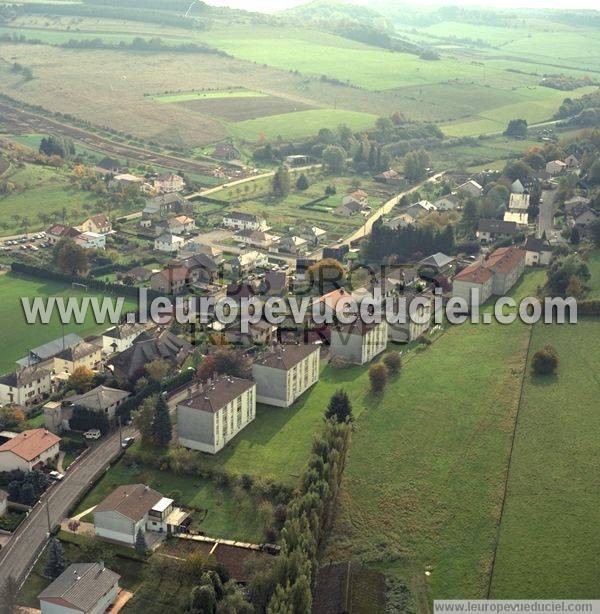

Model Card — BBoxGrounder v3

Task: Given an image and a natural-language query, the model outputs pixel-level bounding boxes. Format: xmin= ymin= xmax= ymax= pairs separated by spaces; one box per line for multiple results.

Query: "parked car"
xmin=121 ymin=436 xmax=135 ymax=449
xmin=84 ymin=429 xmax=102 ymax=440
xmin=49 ymin=471 xmax=64 ymax=481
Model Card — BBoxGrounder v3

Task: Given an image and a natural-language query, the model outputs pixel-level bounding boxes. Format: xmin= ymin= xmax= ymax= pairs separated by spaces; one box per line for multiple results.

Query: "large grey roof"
xmin=38 ymin=563 xmax=120 ymax=612
xmin=70 ymin=385 xmax=130 ymax=411
xmin=17 ymin=333 xmax=83 ymax=367
xmin=179 ymin=375 xmax=254 ymax=414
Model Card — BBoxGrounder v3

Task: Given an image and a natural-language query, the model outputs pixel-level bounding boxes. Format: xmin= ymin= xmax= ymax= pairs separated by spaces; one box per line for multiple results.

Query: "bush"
xmin=417 ymin=334 xmax=432 ymax=346
xmin=382 ymin=352 xmax=402 ymax=376
xmin=329 ymin=355 xmax=351 ymax=369
xmin=369 ymin=363 xmax=388 ymax=393
xmin=531 ymin=345 xmax=559 ymax=376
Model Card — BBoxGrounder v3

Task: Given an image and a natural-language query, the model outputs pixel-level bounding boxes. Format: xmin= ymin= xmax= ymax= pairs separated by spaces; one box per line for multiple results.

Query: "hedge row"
xmin=299 ymin=195 xmax=330 ymax=210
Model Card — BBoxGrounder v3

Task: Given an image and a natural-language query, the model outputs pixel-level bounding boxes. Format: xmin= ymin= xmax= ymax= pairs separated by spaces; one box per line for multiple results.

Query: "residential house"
xmin=284 ymin=154 xmax=310 ymax=167
xmin=564 ymin=196 xmax=590 ymax=215
xmin=452 ymin=261 xmax=494 ymax=306
xmin=156 ymin=215 xmax=196 ymax=236
xmin=78 ymin=214 xmax=111 ymax=235
xmin=141 ymin=193 xmax=191 ymax=225
xmin=302 ymin=226 xmax=327 ymax=246
xmin=385 ymin=290 xmax=435 ymax=343
xmin=0 ymin=429 xmax=60 ymax=472
xmin=75 ymin=231 xmax=106 ymax=250
xmin=101 ymin=323 xmax=146 ymax=356
xmin=452 ymin=247 xmax=525 ymax=306
xmin=222 ymin=212 xmax=268 ymax=232
xmin=476 ymin=219 xmax=518 ymax=243
xmin=252 ymin=344 xmax=320 ymax=407
xmin=456 ymin=179 xmax=483 ymax=198
xmin=181 ymin=242 xmax=223 ymax=264
xmin=564 ymin=154 xmax=580 ymax=169
xmin=0 ymin=490 xmax=7 ymax=517
xmin=405 ymin=200 xmax=436 ymax=220
xmin=0 ymin=366 xmax=52 ymax=407
xmin=46 ymin=224 xmax=81 ymax=245
xmin=433 ymin=194 xmax=460 ymax=211
xmin=234 ymin=229 xmax=280 ymax=250
xmin=486 ymin=247 xmax=526 ymax=295
xmin=179 ymin=253 xmax=219 ymax=284
xmin=418 ymin=252 xmax=455 ymax=275
xmin=523 ymin=236 xmax=552 ymax=266
xmin=43 ymin=401 xmax=71 ymax=435
xmin=374 ymin=169 xmax=402 ymax=185
xmin=228 ymin=251 xmax=268 ymax=278
xmin=69 ymin=385 xmax=130 ymax=422
xmin=572 ymin=208 xmax=599 ymax=234
xmin=508 ymin=193 xmax=530 ymax=212
xmin=503 ymin=210 xmax=529 ymax=227
xmin=154 ymin=232 xmax=185 ymax=253
xmin=386 ymin=212 xmax=415 ymax=230
xmin=279 ymin=235 xmax=308 ymax=255
xmin=546 ymin=160 xmax=567 ymax=176
xmin=17 ymin=334 xmax=83 ymax=369
xmin=177 ymin=376 xmax=256 ymax=454
xmin=38 ymin=563 xmax=120 ymax=614
xmin=53 ymin=341 xmax=102 ymax=375
xmin=259 ymin=270 xmax=288 ymax=297
xmin=151 ymin=172 xmax=185 ymax=194
xmin=94 ymin=484 xmax=190 ymax=546
xmin=107 ymin=330 xmax=192 ymax=383
xmin=375 ymin=266 xmax=419 ymax=294
xmin=212 ymin=318 xmax=276 ymax=347
xmin=330 ymin=320 xmax=388 ymax=365
xmin=335 ymin=199 xmax=368 ymax=217
xmin=343 ymin=189 xmax=368 ymax=208
xmin=150 ymin=265 xmax=190 ymax=295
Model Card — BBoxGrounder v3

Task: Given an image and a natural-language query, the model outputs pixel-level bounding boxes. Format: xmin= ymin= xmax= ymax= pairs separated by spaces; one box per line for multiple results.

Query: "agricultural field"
xmin=0 ymin=273 xmax=137 ymax=374
xmin=489 ymin=318 xmax=600 ymax=599
xmin=325 ymin=271 xmax=549 ymax=605
xmin=73 ymin=458 xmax=265 ymax=543
xmin=0 ymin=163 xmax=106 ymax=235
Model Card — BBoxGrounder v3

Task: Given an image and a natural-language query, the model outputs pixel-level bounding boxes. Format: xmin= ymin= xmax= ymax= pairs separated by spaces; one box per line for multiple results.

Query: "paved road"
xmin=0 ymin=427 xmax=134 ymax=588
xmin=538 ymin=189 xmax=556 ymax=239
xmin=341 ymin=172 xmax=446 ymax=246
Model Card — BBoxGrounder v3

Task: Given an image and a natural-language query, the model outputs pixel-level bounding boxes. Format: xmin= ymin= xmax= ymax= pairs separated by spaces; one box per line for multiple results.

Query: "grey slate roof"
xmin=38 ymin=563 xmax=120 ymax=612
xmin=17 ymin=333 xmax=83 ymax=367
xmin=418 ymin=252 xmax=454 ymax=269
xmin=70 ymin=385 xmax=130 ymax=411
xmin=0 ymin=365 xmax=51 ymax=388
xmin=254 ymin=344 xmax=319 ymax=370
xmin=478 ymin=219 xmax=518 ymax=235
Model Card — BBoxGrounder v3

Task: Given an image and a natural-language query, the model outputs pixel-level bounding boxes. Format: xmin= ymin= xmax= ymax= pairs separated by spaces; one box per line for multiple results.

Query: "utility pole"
xmin=118 ymin=415 xmax=122 ymax=448
xmin=46 ymin=499 xmax=51 ymax=535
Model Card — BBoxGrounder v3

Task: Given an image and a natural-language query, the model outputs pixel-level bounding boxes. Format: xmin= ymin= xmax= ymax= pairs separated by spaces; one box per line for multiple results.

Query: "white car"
xmin=84 ymin=429 xmax=102 ymax=440
xmin=121 ymin=436 xmax=135 ymax=449
xmin=49 ymin=471 xmax=64 ymax=481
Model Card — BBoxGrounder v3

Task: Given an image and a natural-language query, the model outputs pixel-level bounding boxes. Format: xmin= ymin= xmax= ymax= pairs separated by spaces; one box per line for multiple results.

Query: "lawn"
xmin=73 ymin=458 xmax=265 ymax=543
xmin=585 ymin=250 xmax=600 ymax=298
xmin=489 ymin=318 xmax=600 ymax=598
xmin=229 ymin=108 xmax=378 ymax=141
xmin=0 ymin=163 xmax=105 ymax=235
xmin=0 ymin=273 xmax=137 ymax=374
xmin=325 ymin=271 xmax=548 ymax=605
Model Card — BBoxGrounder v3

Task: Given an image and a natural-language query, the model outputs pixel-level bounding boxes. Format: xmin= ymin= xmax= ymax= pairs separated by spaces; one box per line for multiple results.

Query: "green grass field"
xmin=0 ymin=163 xmax=106 ymax=235
xmin=0 ymin=273 xmax=137 ymax=374
xmin=74 ymin=458 xmax=264 ymax=543
xmin=326 ymin=271 xmax=548 ymax=605
xmin=490 ymin=318 xmax=600 ymax=598
xmin=153 ymin=89 xmax=267 ymax=103
xmin=228 ymin=108 xmax=378 ymax=140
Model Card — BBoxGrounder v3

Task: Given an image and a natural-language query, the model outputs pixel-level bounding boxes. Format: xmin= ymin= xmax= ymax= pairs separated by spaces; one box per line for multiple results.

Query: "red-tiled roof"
xmin=0 ymin=429 xmax=59 ymax=461
xmin=454 ymin=261 xmax=493 ymax=284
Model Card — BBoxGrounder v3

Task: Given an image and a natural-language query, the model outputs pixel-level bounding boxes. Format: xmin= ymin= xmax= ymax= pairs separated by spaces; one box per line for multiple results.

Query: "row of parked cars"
xmin=1 ymin=231 xmax=50 ymax=252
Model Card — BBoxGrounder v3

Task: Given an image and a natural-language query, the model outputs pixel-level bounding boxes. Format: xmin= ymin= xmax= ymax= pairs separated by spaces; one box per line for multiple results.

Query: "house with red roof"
xmin=0 ymin=429 xmax=60 ymax=472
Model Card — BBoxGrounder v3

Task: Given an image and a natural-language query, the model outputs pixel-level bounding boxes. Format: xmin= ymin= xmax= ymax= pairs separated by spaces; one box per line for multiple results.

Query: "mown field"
xmin=0 ymin=273 xmax=137 ymax=374
xmin=489 ymin=318 xmax=600 ymax=598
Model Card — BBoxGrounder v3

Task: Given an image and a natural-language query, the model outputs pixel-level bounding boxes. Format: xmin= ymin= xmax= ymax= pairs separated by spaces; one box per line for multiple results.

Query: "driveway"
xmin=539 ymin=189 xmax=556 ymax=239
